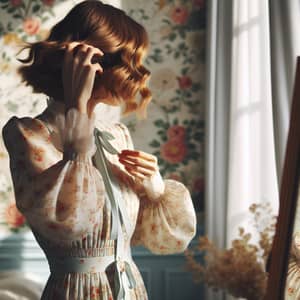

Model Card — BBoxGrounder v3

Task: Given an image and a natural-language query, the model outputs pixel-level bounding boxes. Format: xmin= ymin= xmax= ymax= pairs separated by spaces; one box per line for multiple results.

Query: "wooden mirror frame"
xmin=265 ymin=57 xmax=300 ymax=299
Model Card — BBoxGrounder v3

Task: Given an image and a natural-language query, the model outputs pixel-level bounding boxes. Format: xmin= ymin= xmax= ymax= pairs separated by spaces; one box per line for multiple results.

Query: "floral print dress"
xmin=2 ymin=99 xmax=197 ymax=300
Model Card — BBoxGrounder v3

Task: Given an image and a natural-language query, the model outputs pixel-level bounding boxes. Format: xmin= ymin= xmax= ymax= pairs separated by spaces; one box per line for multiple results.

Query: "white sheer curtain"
xmin=226 ymin=0 xmax=278 ymax=244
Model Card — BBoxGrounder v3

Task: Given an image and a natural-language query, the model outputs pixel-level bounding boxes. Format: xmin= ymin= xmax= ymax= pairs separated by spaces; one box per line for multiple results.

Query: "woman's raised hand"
xmin=62 ymin=42 xmax=104 ymax=115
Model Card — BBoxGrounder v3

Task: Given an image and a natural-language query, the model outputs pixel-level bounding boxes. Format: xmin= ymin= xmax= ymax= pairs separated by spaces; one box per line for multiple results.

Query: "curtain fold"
xmin=226 ymin=0 xmax=278 ymax=245
xmin=205 ymin=0 xmax=233 ymax=299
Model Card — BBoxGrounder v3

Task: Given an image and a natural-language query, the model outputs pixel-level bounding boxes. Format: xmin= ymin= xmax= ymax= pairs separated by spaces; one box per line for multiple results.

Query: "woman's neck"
xmin=50 ymin=97 xmax=97 ymax=118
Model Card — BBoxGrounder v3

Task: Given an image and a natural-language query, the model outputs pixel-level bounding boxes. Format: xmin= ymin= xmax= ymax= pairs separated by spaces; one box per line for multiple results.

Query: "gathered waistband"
xmin=46 ymin=243 xmax=134 ymax=275
xmin=48 ymin=254 xmax=116 ymax=274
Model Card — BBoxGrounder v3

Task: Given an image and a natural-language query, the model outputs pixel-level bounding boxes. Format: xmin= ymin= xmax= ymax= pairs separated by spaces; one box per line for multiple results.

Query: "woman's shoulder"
xmin=2 ymin=115 xmax=48 ymax=147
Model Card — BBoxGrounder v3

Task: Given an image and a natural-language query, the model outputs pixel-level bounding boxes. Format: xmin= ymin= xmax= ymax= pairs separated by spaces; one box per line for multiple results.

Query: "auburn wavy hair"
xmin=18 ymin=0 xmax=152 ymax=118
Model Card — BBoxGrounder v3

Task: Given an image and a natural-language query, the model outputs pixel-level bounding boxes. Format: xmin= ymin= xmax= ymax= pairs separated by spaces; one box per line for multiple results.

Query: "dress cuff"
xmin=50 ymin=108 xmax=97 ymax=159
xmin=142 ymin=170 xmax=165 ymax=201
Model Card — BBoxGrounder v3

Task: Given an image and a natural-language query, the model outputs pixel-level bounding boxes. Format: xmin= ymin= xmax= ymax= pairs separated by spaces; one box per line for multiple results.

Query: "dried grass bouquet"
xmin=185 ymin=203 xmax=277 ymax=300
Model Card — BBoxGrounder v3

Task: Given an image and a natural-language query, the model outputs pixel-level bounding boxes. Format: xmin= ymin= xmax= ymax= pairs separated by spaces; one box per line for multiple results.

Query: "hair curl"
xmin=18 ymin=0 xmax=152 ymax=118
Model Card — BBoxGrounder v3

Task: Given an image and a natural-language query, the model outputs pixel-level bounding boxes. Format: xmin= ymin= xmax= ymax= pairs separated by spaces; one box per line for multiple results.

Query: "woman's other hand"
xmin=62 ymin=42 xmax=104 ymax=115
xmin=118 ymin=150 xmax=158 ymax=180
xmin=118 ymin=149 xmax=165 ymax=200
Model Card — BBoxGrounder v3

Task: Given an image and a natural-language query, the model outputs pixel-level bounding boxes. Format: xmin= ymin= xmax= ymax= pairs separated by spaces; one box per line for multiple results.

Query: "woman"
xmin=2 ymin=1 xmax=197 ymax=299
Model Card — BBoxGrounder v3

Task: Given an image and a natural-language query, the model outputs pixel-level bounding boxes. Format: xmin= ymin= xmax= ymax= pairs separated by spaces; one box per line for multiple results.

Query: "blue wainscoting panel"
xmin=133 ymin=246 xmax=203 ymax=300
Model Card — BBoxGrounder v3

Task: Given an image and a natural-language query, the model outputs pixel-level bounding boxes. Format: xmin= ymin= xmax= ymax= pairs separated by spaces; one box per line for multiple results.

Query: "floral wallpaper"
xmin=0 ymin=0 xmax=205 ymax=236
xmin=121 ymin=0 xmax=205 ymax=216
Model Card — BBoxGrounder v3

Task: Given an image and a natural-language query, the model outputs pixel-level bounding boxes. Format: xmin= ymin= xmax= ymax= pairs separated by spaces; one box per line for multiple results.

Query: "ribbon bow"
xmin=113 ymin=259 xmax=137 ymax=300
xmin=94 ymin=129 xmax=119 ymax=155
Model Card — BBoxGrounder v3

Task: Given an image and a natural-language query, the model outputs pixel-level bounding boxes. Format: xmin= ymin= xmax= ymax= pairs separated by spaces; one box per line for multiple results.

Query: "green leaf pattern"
xmin=124 ymin=0 xmax=205 ymax=213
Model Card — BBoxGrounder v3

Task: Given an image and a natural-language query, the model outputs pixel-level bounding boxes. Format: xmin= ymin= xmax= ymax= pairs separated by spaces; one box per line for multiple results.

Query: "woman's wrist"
xmin=142 ymin=170 xmax=165 ymax=202
xmin=51 ymin=106 xmax=97 ymax=159
xmin=64 ymin=98 xmax=96 ymax=118
xmin=65 ymin=101 xmax=87 ymax=115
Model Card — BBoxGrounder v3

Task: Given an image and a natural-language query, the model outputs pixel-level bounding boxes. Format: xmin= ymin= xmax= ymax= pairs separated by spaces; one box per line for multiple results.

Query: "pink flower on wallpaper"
xmin=193 ymin=177 xmax=204 ymax=192
xmin=42 ymin=0 xmax=55 ymax=6
xmin=170 ymin=6 xmax=189 ymax=25
xmin=23 ymin=18 xmax=40 ymax=35
xmin=5 ymin=203 xmax=26 ymax=229
xmin=177 ymin=75 xmax=193 ymax=89
xmin=193 ymin=0 xmax=205 ymax=9
xmin=10 ymin=0 xmax=22 ymax=6
xmin=167 ymin=125 xmax=186 ymax=141
xmin=160 ymin=140 xmax=187 ymax=163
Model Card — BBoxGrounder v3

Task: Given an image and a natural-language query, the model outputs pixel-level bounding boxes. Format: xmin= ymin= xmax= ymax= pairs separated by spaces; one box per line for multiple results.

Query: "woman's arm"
xmin=1 ymin=42 xmax=107 ymax=243
xmin=2 ymin=108 xmax=106 ymax=244
xmin=118 ymin=123 xmax=197 ymax=254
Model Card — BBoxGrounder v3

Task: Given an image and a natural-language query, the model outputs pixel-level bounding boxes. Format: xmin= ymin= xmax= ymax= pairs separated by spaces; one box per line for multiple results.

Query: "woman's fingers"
xmin=82 ymin=47 xmax=103 ymax=66
xmin=63 ymin=42 xmax=82 ymax=73
xmin=62 ymin=41 xmax=104 ymax=114
xmin=120 ymin=157 xmax=155 ymax=175
xmin=72 ymin=45 xmax=102 ymax=76
xmin=122 ymin=162 xmax=156 ymax=177
xmin=72 ymin=43 xmax=103 ymax=63
xmin=119 ymin=156 xmax=157 ymax=172
xmin=64 ymin=42 xmax=103 ymax=73
xmin=119 ymin=150 xmax=158 ymax=180
xmin=124 ymin=165 xmax=147 ymax=180
xmin=75 ymin=45 xmax=103 ymax=66
xmin=120 ymin=149 xmax=157 ymax=163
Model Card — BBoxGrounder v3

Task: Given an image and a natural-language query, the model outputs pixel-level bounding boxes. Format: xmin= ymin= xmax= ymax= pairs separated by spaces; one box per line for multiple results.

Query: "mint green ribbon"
xmin=93 ymin=128 xmax=136 ymax=299
xmin=94 ymin=128 xmax=120 ymax=239
xmin=93 ymin=128 xmax=133 ymax=239
xmin=95 ymin=130 xmax=119 ymax=155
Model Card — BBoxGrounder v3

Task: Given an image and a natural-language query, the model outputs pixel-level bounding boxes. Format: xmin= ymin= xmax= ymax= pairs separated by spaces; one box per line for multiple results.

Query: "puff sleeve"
xmin=2 ymin=108 xmax=106 ymax=244
xmin=118 ymin=123 xmax=197 ymax=255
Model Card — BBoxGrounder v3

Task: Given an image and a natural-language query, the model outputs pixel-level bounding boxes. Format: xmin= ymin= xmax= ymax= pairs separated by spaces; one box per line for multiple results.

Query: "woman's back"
xmin=2 ymin=99 xmax=196 ymax=299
